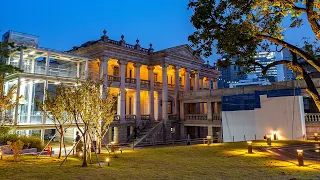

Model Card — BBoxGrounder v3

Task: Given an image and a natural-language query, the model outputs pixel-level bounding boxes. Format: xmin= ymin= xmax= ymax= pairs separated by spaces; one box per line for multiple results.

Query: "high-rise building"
xmin=281 ymin=48 xmax=296 ymax=80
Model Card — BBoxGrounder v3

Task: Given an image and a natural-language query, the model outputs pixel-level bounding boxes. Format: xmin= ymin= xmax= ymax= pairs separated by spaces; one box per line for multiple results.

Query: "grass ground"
xmin=0 ymin=140 xmax=319 ymax=180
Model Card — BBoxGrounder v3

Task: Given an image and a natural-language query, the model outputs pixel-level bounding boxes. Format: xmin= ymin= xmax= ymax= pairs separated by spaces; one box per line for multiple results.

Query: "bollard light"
xmin=247 ymin=141 xmax=253 ymax=154
xmin=314 ymin=133 xmax=318 ymax=141
xmin=106 ymin=158 xmax=110 ymax=166
xmin=273 ymin=131 xmax=278 ymax=140
xmin=0 ymin=151 xmax=2 ymax=160
xmin=79 ymin=152 xmax=83 ymax=159
xmin=207 ymin=136 xmax=212 ymax=146
xmin=297 ymin=149 xmax=304 ymax=166
xmin=267 ymin=135 xmax=272 ymax=146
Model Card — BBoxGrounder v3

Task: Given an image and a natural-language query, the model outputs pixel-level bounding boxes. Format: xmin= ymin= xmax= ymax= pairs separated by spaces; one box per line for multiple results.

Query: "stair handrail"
xmin=134 ymin=120 xmax=164 ymax=147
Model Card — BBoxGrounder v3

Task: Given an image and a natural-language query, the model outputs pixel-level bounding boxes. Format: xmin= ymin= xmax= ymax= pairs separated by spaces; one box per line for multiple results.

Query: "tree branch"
xmin=256 ymin=34 xmax=320 ymax=72
xmin=306 ymin=0 xmax=320 ymax=39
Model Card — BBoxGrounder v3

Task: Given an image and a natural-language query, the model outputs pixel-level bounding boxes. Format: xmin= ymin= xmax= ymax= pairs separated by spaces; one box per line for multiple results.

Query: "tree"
xmin=36 ymin=85 xmax=71 ymax=159
xmin=63 ymin=78 xmax=115 ymax=167
xmin=0 ymin=76 xmax=21 ymax=125
xmin=188 ymin=0 xmax=320 ymax=110
xmin=0 ymin=42 xmax=23 ymax=75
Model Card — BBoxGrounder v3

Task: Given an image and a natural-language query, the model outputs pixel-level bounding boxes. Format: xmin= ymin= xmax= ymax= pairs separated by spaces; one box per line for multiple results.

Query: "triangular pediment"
xmin=160 ymin=44 xmax=204 ymax=63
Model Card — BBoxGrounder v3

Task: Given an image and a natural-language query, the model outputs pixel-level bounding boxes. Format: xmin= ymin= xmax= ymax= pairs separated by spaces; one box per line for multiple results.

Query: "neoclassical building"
xmin=2 ymin=30 xmax=219 ymax=144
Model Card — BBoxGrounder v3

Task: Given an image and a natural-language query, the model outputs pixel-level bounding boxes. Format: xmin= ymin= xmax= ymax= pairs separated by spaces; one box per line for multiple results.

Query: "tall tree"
xmin=63 ymin=78 xmax=115 ymax=167
xmin=188 ymin=0 xmax=320 ymax=110
xmin=36 ymin=85 xmax=71 ymax=159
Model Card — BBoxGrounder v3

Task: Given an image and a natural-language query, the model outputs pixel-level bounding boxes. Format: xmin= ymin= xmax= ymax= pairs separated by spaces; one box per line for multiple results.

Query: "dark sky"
xmin=0 ymin=0 xmax=316 ymax=63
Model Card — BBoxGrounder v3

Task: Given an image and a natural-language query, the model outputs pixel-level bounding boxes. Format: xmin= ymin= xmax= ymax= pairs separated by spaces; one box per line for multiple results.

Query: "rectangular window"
xmin=154 ymin=73 xmax=158 ymax=82
xmin=168 ymin=101 xmax=172 ymax=114
xmin=113 ymin=66 xmax=119 ymax=76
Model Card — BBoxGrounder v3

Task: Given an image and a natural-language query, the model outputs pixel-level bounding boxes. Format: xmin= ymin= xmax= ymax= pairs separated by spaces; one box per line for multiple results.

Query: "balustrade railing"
xmin=141 ymin=114 xmax=151 ymax=120
xmin=108 ymin=75 xmax=121 ymax=82
xmin=305 ymin=113 xmax=320 ymax=122
xmin=168 ymin=114 xmax=178 ymax=121
xmin=154 ymin=82 xmax=162 ymax=86
xmin=140 ymin=80 xmax=150 ymax=86
xmin=125 ymin=115 xmax=136 ymax=121
xmin=125 ymin=78 xmax=136 ymax=84
xmin=168 ymin=84 xmax=175 ymax=88
xmin=212 ymin=114 xmax=222 ymax=121
xmin=185 ymin=114 xmax=207 ymax=121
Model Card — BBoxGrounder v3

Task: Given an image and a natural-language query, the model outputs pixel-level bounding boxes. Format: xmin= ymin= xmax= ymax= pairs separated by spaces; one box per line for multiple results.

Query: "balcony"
xmin=168 ymin=114 xmax=178 ymax=121
xmin=154 ymin=82 xmax=162 ymax=86
xmin=125 ymin=78 xmax=136 ymax=84
xmin=305 ymin=113 xmax=320 ymax=123
xmin=108 ymin=75 xmax=121 ymax=82
xmin=140 ymin=80 xmax=150 ymax=87
xmin=125 ymin=115 xmax=136 ymax=121
xmin=185 ymin=114 xmax=207 ymax=121
xmin=141 ymin=114 xmax=151 ymax=120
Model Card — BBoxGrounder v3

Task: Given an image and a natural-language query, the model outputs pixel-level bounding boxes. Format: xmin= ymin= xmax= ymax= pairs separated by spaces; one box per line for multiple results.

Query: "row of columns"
xmin=99 ymin=57 xmax=217 ymax=125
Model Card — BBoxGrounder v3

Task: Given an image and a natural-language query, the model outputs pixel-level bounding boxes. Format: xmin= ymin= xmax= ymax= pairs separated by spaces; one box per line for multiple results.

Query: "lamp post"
xmin=267 ymin=135 xmax=272 ymax=146
xmin=106 ymin=158 xmax=110 ymax=166
xmin=247 ymin=141 xmax=253 ymax=154
xmin=273 ymin=132 xmax=278 ymax=140
xmin=314 ymin=133 xmax=318 ymax=141
xmin=297 ymin=150 xmax=304 ymax=166
xmin=207 ymin=136 xmax=212 ymax=146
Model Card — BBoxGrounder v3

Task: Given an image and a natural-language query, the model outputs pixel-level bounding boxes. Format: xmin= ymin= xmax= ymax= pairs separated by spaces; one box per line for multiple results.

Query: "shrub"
xmin=2 ymin=134 xmax=43 ymax=151
xmin=7 ymin=140 xmax=24 ymax=161
xmin=0 ymin=125 xmax=12 ymax=143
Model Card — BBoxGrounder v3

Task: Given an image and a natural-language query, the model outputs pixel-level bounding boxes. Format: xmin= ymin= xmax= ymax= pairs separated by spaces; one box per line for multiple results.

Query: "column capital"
xmin=173 ymin=65 xmax=181 ymax=70
xmin=118 ymin=60 xmax=128 ymax=65
xmin=160 ymin=62 xmax=170 ymax=68
xmin=184 ymin=67 xmax=191 ymax=73
xmin=134 ymin=63 xmax=142 ymax=68
xmin=100 ymin=56 xmax=110 ymax=62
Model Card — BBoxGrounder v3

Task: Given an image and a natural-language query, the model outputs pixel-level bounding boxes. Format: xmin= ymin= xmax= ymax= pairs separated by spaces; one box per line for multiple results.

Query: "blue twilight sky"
xmin=0 ymin=0 xmax=316 ymax=64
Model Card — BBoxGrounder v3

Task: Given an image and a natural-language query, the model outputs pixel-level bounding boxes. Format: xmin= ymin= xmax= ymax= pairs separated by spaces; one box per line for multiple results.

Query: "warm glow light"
xmin=207 ymin=136 xmax=212 ymax=139
xmin=247 ymin=141 xmax=252 ymax=144
xmin=111 ymin=142 xmax=115 ymax=145
xmin=106 ymin=158 xmax=109 ymax=162
xmin=272 ymin=131 xmax=278 ymax=135
xmin=79 ymin=152 xmax=83 ymax=156
xmin=314 ymin=133 xmax=318 ymax=136
xmin=29 ymin=51 xmax=35 ymax=55
xmin=297 ymin=149 xmax=303 ymax=153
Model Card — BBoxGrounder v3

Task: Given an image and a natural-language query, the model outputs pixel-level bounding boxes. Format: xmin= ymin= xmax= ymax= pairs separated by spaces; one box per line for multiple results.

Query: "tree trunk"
xmin=58 ymin=125 xmax=63 ymax=159
xmin=82 ymin=128 xmax=87 ymax=167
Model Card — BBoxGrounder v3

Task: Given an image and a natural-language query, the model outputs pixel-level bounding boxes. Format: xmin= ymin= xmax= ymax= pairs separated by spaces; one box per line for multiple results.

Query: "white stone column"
xmin=199 ymin=78 xmax=203 ymax=90
xmin=134 ymin=63 xmax=141 ymax=126
xmin=179 ymin=101 xmax=185 ymax=121
xmin=148 ymin=66 xmax=155 ymax=121
xmin=31 ymin=58 xmax=35 ymax=73
xmin=162 ymin=63 xmax=169 ymax=122
xmin=100 ymin=57 xmax=109 ymax=98
xmin=77 ymin=62 xmax=80 ymax=78
xmin=207 ymin=101 xmax=212 ymax=121
xmin=42 ymin=53 xmax=50 ymax=125
xmin=184 ymin=68 xmax=190 ymax=92
xmin=114 ymin=127 xmax=119 ymax=143
xmin=19 ymin=49 xmax=24 ymax=69
xmin=85 ymin=59 xmax=89 ymax=79
xmin=14 ymin=77 xmax=21 ymax=125
xmin=194 ymin=71 xmax=199 ymax=91
xmin=119 ymin=60 xmax=127 ymax=123
xmin=174 ymin=66 xmax=180 ymax=116
xmin=157 ymin=91 xmax=162 ymax=121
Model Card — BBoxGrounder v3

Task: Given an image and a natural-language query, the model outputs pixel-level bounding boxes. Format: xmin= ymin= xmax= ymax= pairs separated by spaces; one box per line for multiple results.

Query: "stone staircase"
xmin=127 ymin=121 xmax=163 ymax=147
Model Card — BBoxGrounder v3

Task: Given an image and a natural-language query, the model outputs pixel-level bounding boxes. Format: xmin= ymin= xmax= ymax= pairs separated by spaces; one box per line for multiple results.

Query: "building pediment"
xmin=157 ymin=44 xmax=204 ymax=64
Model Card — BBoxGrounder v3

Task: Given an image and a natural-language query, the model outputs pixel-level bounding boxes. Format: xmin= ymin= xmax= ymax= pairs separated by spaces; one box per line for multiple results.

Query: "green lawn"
xmin=0 ymin=141 xmax=319 ymax=180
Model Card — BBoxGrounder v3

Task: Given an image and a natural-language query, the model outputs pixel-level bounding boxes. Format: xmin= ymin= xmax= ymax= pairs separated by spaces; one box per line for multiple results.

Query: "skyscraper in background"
xmin=281 ymin=48 xmax=296 ymax=80
xmin=218 ymin=52 xmax=280 ymax=88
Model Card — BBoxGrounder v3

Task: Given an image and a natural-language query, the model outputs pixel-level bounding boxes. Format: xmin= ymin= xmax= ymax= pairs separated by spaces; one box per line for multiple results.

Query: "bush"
xmin=1 ymin=134 xmax=43 ymax=151
xmin=7 ymin=140 xmax=24 ymax=161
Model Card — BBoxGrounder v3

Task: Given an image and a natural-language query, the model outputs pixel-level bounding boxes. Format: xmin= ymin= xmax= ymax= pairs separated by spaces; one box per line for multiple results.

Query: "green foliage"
xmin=7 ymin=140 xmax=24 ymax=162
xmin=0 ymin=125 xmax=11 ymax=142
xmin=1 ymin=134 xmax=43 ymax=151
xmin=0 ymin=42 xmax=24 ymax=75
